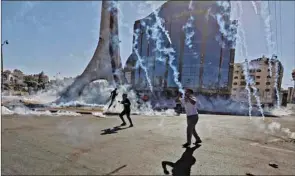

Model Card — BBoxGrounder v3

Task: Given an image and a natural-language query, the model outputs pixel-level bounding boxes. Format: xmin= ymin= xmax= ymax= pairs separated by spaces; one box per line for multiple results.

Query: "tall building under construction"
xmin=124 ymin=1 xmax=237 ymax=98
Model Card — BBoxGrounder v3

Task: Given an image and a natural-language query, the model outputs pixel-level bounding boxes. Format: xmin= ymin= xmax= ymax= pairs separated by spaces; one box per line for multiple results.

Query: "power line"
xmin=279 ymin=1 xmax=282 ymax=59
xmin=267 ymin=0 xmax=274 ymax=54
xmin=294 ymin=1 xmax=295 ymax=67
xmin=274 ymin=1 xmax=279 ymax=55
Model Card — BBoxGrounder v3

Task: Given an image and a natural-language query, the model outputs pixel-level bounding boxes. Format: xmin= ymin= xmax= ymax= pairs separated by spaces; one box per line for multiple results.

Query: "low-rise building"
xmin=287 ymin=87 xmax=295 ymax=103
xmin=1 ymin=69 xmax=49 ymax=92
xmin=231 ymin=56 xmax=283 ymax=107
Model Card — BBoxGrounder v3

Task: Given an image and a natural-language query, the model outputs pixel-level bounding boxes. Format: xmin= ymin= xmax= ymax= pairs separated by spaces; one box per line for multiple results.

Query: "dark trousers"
xmin=108 ymin=97 xmax=116 ymax=110
xmin=175 ymin=104 xmax=182 ymax=114
xmin=119 ymin=109 xmax=133 ymax=125
xmin=186 ymin=114 xmax=200 ymax=144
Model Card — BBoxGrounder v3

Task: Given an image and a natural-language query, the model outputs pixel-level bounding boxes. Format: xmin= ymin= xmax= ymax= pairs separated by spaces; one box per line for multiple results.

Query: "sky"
xmin=1 ymin=1 xmax=295 ymax=88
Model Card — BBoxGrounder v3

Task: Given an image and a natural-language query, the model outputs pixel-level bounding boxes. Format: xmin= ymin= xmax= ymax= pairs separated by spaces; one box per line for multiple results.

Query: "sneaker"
xmin=129 ymin=124 xmax=134 ymax=127
xmin=164 ymin=169 xmax=169 ymax=175
xmin=120 ymin=123 xmax=126 ymax=126
xmin=182 ymin=143 xmax=191 ymax=148
xmin=194 ymin=139 xmax=202 ymax=144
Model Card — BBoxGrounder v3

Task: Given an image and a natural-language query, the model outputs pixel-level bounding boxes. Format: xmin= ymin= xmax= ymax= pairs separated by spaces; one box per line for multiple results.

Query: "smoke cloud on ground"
xmin=2 ymin=77 xmax=294 ymax=118
xmin=1 ymin=105 xmax=81 ymax=116
xmin=251 ymin=118 xmax=295 ymax=140
xmin=2 ymin=78 xmax=295 ymax=142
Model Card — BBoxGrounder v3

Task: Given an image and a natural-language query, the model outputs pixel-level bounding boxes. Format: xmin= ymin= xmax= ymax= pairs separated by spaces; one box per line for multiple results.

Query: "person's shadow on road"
xmin=100 ymin=126 xmax=130 ymax=135
xmin=161 ymin=144 xmax=201 ymax=176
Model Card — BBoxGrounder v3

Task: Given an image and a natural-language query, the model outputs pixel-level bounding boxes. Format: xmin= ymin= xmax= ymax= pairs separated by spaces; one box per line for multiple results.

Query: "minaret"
xmin=57 ymin=0 xmax=124 ymax=103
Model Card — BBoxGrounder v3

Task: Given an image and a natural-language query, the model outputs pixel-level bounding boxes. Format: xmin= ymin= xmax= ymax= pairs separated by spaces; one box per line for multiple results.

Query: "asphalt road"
xmin=2 ymin=114 xmax=295 ymax=175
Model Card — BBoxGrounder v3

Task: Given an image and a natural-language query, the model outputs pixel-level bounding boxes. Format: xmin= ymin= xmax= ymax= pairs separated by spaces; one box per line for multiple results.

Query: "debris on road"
xmin=269 ymin=162 xmax=278 ymax=168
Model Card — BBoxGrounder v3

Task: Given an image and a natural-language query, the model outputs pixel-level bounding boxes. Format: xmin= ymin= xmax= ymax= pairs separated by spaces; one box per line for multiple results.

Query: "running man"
xmin=118 ymin=93 xmax=134 ymax=127
xmin=178 ymin=89 xmax=202 ymax=148
xmin=108 ymin=88 xmax=118 ymax=110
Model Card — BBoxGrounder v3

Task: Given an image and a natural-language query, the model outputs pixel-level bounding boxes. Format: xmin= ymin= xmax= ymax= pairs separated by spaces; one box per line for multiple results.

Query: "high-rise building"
xmin=124 ymin=1 xmax=237 ymax=98
xmin=231 ymin=56 xmax=284 ymax=107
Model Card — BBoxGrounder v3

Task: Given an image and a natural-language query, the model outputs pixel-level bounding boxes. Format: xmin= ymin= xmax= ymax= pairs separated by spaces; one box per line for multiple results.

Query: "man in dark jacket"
xmin=118 ymin=93 xmax=133 ymax=127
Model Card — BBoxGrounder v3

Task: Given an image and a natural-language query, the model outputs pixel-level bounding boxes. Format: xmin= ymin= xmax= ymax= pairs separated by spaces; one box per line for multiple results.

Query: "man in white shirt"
xmin=178 ymin=89 xmax=202 ymax=148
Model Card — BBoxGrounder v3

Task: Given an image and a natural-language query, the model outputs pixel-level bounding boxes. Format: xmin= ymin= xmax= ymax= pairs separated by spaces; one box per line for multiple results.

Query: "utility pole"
xmin=292 ymin=69 xmax=295 ymax=103
xmin=1 ymin=40 xmax=9 ymax=74
xmin=1 ymin=40 xmax=9 ymax=91
xmin=1 ymin=40 xmax=9 ymax=77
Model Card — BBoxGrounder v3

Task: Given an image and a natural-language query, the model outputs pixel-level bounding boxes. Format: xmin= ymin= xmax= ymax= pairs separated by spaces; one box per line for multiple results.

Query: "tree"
xmin=37 ymin=71 xmax=46 ymax=89
xmin=24 ymin=75 xmax=38 ymax=89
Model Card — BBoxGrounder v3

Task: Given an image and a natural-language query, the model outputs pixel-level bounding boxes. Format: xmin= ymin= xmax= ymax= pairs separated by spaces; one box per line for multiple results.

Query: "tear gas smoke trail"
xmin=114 ymin=1 xmax=154 ymax=92
xmin=225 ymin=1 xmax=253 ymax=116
xmin=274 ymin=60 xmax=280 ymax=107
xmin=215 ymin=1 xmax=239 ymax=47
xmin=235 ymin=1 xmax=265 ymax=118
xmin=255 ymin=1 xmax=281 ymax=107
xmin=147 ymin=5 xmax=184 ymax=94
xmin=260 ymin=1 xmax=277 ymax=78
xmin=133 ymin=29 xmax=153 ymax=92
xmin=273 ymin=58 xmax=281 ymax=108
xmin=215 ymin=1 xmax=232 ymax=48
xmin=182 ymin=0 xmax=195 ymax=49
xmin=242 ymin=61 xmax=253 ymax=118
xmin=183 ymin=16 xmax=195 ymax=49
xmin=250 ymin=78 xmax=265 ymax=119
xmin=152 ymin=10 xmax=172 ymax=44
xmin=251 ymin=1 xmax=259 ymax=15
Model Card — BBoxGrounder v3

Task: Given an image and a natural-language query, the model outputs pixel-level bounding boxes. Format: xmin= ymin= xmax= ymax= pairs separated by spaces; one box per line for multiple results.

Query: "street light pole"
xmin=1 ymin=40 xmax=9 ymax=74
xmin=292 ymin=69 xmax=295 ymax=103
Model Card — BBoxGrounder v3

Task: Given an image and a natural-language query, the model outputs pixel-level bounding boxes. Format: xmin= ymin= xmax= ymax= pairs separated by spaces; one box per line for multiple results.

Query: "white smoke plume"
xmin=258 ymin=2 xmax=281 ymax=106
xmin=182 ymin=0 xmax=195 ymax=49
xmin=132 ymin=29 xmax=154 ymax=92
xmin=1 ymin=105 xmax=81 ymax=116
xmin=144 ymin=4 xmax=185 ymax=94
xmin=274 ymin=61 xmax=281 ymax=107
xmin=252 ymin=119 xmax=295 ymax=140
xmin=24 ymin=77 xmax=75 ymax=104
xmin=231 ymin=1 xmax=265 ymax=119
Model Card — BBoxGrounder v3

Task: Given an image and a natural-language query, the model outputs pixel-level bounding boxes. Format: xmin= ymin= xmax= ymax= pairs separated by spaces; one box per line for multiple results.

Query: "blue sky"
xmin=1 ymin=1 xmax=295 ymax=88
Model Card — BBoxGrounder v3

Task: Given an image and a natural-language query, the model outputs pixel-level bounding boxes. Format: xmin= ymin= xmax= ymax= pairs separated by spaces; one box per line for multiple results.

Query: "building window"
xmin=233 ymin=88 xmax=237 ymax=91
xmin=250 ymin=88 xmax=254 ymax=93
xmin=233 ymin=82 xmax=238 ymax=85
xmin=240 ymin=81 xmax=246 ymax=86
xmin=256 ymin=82 xmax=260 ymax=85
xmin=257 ymin=69 xmax=261 ymax=72
xmin=235 ymin=71 xmax=239 ymax=74
xmin=267 ymin=75 xmax=271 ymax=78
xmin=241 ymin=76 xmax=245 ymax=79
xmin=266 ymin=82 xmax=270 ymax=85
xmin=256 ymin=76 xmax=261 ymax=79
xmin=234 ymin=76 xmax=238 ymax=79
xmin=265 ymin=89 xmax=270 ymax=92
